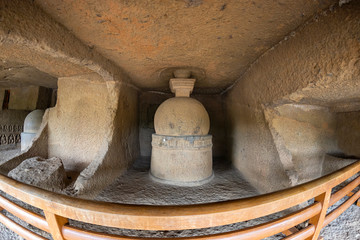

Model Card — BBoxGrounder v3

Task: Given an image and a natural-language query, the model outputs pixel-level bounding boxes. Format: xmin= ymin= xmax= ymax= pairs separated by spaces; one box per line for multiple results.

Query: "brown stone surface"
xmin=265 ymin=104 xmax=339 ymax=184
xmin=0 ymin=0 xmax=358 ymax=211
xmin=72 ymin=78 xmax=139 ymax=197
xmin=225 ymin=2 xmax=360 ymax=107
xmin=226 ymin=104 xmax=291 ymax=193
xmin=7 ymin=86 xmax=39 ymax=111
xmin=0 ymin=0 xmax=133 ymax=88
xmin=226 ymin=2 xmax=360 ymax=193
xmin=336 ymin=111 xmax=360 ymax=158
xmin=265 ymin=104 xmax=340 ymax=185
xmin=0 ymin=86 xmax=53 ymax=111
xmin=34 ymin=0 xmax=336 ymax=91
xmin=8 ymin=156 xmax=66 ymax=192
xmin=0 ymin=63 xmax=57 ymax=89
xmin=48 ymin=74 xmax=115 ymax=171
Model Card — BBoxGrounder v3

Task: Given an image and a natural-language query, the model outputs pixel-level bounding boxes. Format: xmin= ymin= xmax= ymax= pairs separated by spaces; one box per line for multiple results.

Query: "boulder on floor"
xmin=8 ymin=156 xmax=67 ymax=192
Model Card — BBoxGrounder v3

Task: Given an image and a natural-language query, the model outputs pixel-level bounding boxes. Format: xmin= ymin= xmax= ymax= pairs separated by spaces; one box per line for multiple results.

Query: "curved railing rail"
xmin=0 ymin=161 xmax=358 ymax=240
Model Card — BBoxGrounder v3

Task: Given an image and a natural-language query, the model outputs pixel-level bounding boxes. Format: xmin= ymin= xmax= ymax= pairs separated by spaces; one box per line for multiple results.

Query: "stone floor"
xmin=0 ymin=145 xmax=21 ymax=165
xmin=0 ymin=150 xmax=359 ymax=239
xmin=95 ymin=157 xmax=258 ymax=205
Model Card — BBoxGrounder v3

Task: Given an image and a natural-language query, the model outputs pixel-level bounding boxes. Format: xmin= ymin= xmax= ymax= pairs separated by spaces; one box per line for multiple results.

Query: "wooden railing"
xmin=0 ymin=161 xmax=358 ymax=240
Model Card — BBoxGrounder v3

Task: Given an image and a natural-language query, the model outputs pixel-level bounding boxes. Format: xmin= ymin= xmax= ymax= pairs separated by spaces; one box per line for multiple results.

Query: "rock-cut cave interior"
xmin=0 ymin=0 xmax=359 ymax=239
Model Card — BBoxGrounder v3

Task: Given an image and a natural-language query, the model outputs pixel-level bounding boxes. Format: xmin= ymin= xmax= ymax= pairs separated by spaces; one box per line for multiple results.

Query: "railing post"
xmin=306 ymin=191 xmax=331 ymax=240
xmin=44 ymin=211 xmax=68 ymax=240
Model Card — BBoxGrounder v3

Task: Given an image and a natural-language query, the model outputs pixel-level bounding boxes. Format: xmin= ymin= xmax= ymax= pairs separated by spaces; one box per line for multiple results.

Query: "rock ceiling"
xmin=0 ymin=0 xmax=339 ymax=90
xmin=28 ymin=0 xmax=336 ymax=91
xmin=0 ymin=62 xmax=57 ymax=89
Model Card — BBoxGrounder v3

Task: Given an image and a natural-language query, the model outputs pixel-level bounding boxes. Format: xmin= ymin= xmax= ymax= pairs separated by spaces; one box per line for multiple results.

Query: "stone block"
xmin=8 ymin=156 xmax=67 ymax=192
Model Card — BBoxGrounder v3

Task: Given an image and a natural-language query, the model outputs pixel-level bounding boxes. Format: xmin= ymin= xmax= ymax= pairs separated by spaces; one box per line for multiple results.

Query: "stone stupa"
xmin=150 ymin=70 xmax=213 ymax=185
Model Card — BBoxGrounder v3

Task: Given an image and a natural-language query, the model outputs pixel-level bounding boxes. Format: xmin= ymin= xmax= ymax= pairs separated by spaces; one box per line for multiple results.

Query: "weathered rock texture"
xmin=335 ymin=111 xmax=360 ymax=158
xmin=0 ymin=0 xmax=133 ymax=84
xmin=265 ymin=104 xmax=339 ymax=184
xmin=34 ymin=0 xmax=336 ymax=92
xmin=226 ymin=104 xmax=291 ymax=192
xmin=0 ymin=0 xmax=140 ymax=197
xmin=0 ymin=0 xmax=358 ymax=200
xmin=48 ymin=74 xmax=115 ymax=171
xmin=46 ymin=73 xmax=139 ymax=196
xmin=226 ymin=2 xmax=360 ymax=193
xmin=8 ymin=156 xmax=66 ymax=192
xmin=71 ymin=76 xmax=139 ymax=197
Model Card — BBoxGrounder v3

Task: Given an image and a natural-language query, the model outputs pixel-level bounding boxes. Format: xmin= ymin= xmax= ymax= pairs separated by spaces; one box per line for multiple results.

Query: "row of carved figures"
xmin=0 ymin=124 xmax=23 ymax=133
xmin=0 ymin=134 xmax=21 ymax=145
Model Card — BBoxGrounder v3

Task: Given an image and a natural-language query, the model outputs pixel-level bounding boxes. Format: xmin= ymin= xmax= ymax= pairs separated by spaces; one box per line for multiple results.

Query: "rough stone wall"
xmin=226 ymin=103 xmax=291 ymax=193
xmin=139 ymin=92 xmax=226 ymax=158
xmin=73 ymin=80 xmax=139 ymax=197
xmin=0 ymin=86 xmax=53 ymax=111
xmin=335 ymin=111 xmax=360 ymax=158
xmin=265 ymin=104 xmax=339 ymax=184
xmin=226 ymin=2 xmax=360 ymax=108
xmin=43 ymin=73 xmax=139 ymax=196
xmin=8 ymin=86 xmax=39 ymax=110
xmin=48 ymin=75 xmax=111 ymax=171
xmin=225 ymin=2 xmax=360 ymax=193
xmin=47 ymin=73 xmax=136 ymax=172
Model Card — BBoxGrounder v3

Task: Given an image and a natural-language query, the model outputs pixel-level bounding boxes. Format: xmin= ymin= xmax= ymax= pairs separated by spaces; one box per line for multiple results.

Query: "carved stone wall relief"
xmin=0 ymin=124 xmax=23 ymax=145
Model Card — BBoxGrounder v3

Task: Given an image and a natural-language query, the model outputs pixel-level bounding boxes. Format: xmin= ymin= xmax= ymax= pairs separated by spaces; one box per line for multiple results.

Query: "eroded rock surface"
xmin=8 ymin=156 xmax=67 ymax=192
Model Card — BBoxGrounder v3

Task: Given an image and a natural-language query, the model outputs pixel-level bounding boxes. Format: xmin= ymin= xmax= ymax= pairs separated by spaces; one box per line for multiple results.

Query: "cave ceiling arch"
xmin=33 ymin=0 xmax=337 ymax=92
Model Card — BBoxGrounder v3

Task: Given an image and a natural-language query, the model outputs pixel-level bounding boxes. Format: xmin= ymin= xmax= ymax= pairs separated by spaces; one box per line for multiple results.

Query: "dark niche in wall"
xmin=2 ymin=90 xmax=10 ymax=110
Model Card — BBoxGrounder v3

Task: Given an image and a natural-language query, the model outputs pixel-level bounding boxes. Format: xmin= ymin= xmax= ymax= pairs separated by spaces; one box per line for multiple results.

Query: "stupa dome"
xmin=154 ymin=97 xmax=210 ymax=136
xmin=23 ymin=110 xmax=45 ymax=133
